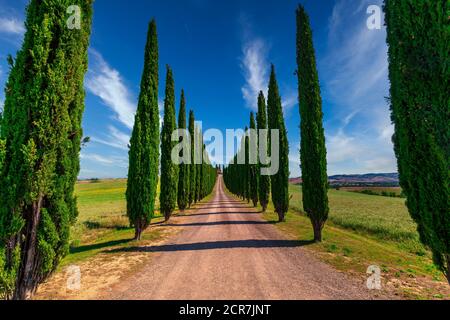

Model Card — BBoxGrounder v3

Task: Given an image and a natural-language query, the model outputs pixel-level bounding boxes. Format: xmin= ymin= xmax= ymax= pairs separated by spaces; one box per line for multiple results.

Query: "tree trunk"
xmin=277 ymin=210 xmax=285 ymax=222
xmin=446 ymin=254 xmax=450 ymax=285
xmin=134 ymin=222 xmax=143 ymax=241
xmin=164 ymin=212 xmax=171 ymax=222
xmin=312 ymin=220 xmax=323 ymax=242
xmin=261 ymin=202 xmax=267 ymax=212
xmin=13 ymin=196 xmax=43 ymax=300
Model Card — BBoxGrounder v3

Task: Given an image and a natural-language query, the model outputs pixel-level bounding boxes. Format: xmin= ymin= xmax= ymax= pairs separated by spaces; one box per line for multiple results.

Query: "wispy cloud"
xmin=319 ymin=0 xmax=396 ymax=174
xmin=86 ymin=49 xmax=136 ymax=129
xmin=91 ymin=125 xmax=130 ymax=151
xmin=0 ymin=17 xmax=25 ymax=35
xmin=240 ymin=38 xmax=269 ymax=110
xmin=80 ymin=152 xmax=128 ymax=168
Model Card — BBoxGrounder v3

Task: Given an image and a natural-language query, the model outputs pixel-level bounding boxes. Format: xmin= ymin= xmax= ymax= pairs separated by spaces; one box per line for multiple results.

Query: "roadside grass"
xmin=65 ymin=179 xmax=213 ymax=267
xmin=65 ymin=179 xmax=165 ymax=267
xmin=289 ymin=184 xmax=423 ymax=254
xmin=257 ymin=185 xmax=450 ymax=300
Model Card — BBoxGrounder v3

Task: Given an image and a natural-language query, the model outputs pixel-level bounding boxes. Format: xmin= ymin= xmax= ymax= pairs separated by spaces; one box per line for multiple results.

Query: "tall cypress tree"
xmin=249 ymin=113 xmax=259 ymax=207
xmin=195 ymin=126 xmax=203 ymax=202
xmin=257 ymin=91 xmax=270 ymax=211
xmin=126 ymin=20 xmax=160 ymax=241
xmin=384 ymin=0 xmax=449 ymax=283
xmin=296 ymin=5 xmax=329 ymax=242
xmin=160 ymin=66 xmax=178 ymax=221
xmin=177 ymin=90 xmax=189 ymax=211
xmin=0 ymin=0 xmax=93 ymax=299
xmin=244 ymin=126 xmax=250 ymax=203
xmin=267 ymin=65 xmax=289 ymax=222
xmin=188 ymin=110 xmax=196 ymax=207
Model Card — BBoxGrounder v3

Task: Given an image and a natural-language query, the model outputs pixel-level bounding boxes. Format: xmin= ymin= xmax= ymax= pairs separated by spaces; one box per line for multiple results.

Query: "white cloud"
xmin=240 ymin=38 xmax=269 ymax=110
xmin=318 ymin=0 xmax=397 ymax=174
xmin=91 ymin=125 xmax=130 ymax=151
xmin=80 ymin=152 xmax=128 ymax=168
xmin=86 ymin=50 xmax=136 ymax=129
xmin=0 ymin=17 xmax=25 ymax=35
xmin=281 ymin=88 xmax=297 ymax=113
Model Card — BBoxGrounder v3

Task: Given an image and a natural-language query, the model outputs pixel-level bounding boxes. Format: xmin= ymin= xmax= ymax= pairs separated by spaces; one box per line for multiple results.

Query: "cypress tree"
xmin=267 ymin=65 xmax=289 ymax=222
xmin=177 ymin=90 xmax=189 ymax=211
xmin=160 ymin=66 xmax=178 ymax=221
xmin=0 ymin=0 xmax=93 ymax=299
xmin=195 ymin=127 xmax=202 ymax=202
xmin=126 ymin=20 xmax=160 ymax=241
xmin=188 ymin=110 xmax=196 ymax=207
xmin=296 ymin=5 xmax=329 ymax=242
xmin=384 ymin=0 xmax=449 ymax=282
xmin=249 ymin=113 xmax=259 ymax=207
xmin=244 ymin=126 xmax=250 ymax=203
xmin=257 ymin=91 xmax=271 ymax=211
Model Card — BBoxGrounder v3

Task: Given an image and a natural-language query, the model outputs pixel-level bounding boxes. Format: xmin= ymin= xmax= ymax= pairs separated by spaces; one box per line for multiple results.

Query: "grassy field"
xmin=340 ymin=186 xmax=403 ymax=197
xmin=65 ymin=179 xmax=163 ymax=266
xmin=289 ymin=184 xmax=422 ymax=253
xmin=258 ymin=184 xmax=449 ymax=299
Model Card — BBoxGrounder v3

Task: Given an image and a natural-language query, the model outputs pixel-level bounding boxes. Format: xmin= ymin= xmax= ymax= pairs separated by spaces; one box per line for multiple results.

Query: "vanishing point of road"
xmin=104 ymin=175 xmax=378 ymax=300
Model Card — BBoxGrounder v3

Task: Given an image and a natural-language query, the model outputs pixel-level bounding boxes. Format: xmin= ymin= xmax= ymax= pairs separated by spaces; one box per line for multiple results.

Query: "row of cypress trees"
xmin=223 ymin=65 xmax=289 ymax=222
xmin=224 ymin=5 xmax=330 ymax=242
xmin=127 ymin=21 xmax=217 ymax=239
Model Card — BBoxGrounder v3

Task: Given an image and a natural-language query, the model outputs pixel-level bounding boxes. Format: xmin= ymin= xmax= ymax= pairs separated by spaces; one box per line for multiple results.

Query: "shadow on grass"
xmin=70 ymin=238 xmax=134 ymax=254
xmin=83 ymin=220 xmax=129 ymax=231
xmin=108 ymin=239 xmax=315 ymax=254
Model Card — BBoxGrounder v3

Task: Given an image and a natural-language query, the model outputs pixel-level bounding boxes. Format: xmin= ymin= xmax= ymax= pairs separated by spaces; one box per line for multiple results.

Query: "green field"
xmin=66 ymin=179 xmax=163 ymax=265
xmin=289 ymin=185 xmax=421 ymax=251
xmin=257 ymin=184 xmax=449 ymax=299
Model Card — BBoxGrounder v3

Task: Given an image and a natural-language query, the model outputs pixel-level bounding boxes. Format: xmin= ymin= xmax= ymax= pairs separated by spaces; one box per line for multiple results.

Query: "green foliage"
xmin=188 ymin=110 xmax=196 ymax=206
xmin=0 ymin=0 xmax=93 ymax=299
xmin=223 ymin=131 xmax=247 ymax=200
xmin=160 ymin=66 xmax=178 ymax=221
xmin=249 ymin=113 xmax=259 ymax=207
xmin=296 ymin=5 xmax=329 ymax=242
xmin=244 ymin=126 xmax=250 ymax=203
xmin=195 ymin=127 xmax=203 ymax=202
xmin=177 ymin=90 xmax=189 ymax=210
xmin=257 ymin=91 xmax=270 ymax=211
xmin=126 ymin=20 xmax=160 ymax=241
xmin=384 ymin=0 xmax=450 ymax=282
xmin=267 ymin=65 xmax=289 ymax=222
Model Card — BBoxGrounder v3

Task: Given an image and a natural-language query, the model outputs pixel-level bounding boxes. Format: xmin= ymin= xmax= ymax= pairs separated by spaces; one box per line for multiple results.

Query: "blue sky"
xmin=0 ymin=0 xmax=396 ymax=179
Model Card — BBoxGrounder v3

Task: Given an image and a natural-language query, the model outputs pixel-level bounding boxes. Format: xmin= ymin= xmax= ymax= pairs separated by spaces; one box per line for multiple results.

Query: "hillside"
xmin=290 ymin=173 xmax=399 ymax=187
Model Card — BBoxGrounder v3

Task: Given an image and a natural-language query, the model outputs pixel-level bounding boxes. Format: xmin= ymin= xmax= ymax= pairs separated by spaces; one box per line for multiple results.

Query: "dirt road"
xmin=104 ymin=176 xmax=377 ymax=300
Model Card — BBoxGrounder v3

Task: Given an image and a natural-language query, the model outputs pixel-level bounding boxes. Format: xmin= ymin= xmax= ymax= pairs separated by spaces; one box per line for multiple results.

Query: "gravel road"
xmin=104 ymin=175 xmax=378 ymax=300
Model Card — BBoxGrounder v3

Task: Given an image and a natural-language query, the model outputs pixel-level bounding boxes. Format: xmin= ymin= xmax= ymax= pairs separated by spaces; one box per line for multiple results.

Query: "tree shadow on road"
xmin=107 ymin=239 xmax=315 ymax=254
xmin=176 ymin=211 xmax=260 ymax=217
xmin=194 ymin=206 xmax=253 ymax=210
xmin=165 ymin=220 xmax=271 ymax=227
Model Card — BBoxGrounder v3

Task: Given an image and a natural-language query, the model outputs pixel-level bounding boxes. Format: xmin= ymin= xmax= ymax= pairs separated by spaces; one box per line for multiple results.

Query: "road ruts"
xmin=103 ymin=175 xmax=382 ymax=300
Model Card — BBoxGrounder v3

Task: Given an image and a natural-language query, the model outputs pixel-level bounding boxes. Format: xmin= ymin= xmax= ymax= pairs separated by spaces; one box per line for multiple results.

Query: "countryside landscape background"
xmin=0 ymin=0 xmax=448 ymax=301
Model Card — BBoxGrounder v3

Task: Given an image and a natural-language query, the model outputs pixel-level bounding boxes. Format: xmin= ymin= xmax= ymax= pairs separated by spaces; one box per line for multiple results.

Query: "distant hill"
xmin=289 ymin=173 xmax=399 ymax=187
